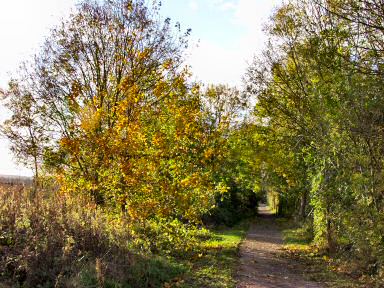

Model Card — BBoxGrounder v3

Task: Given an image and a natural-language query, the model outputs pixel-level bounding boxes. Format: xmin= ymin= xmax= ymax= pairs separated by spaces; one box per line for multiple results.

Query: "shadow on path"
xmin=236 ymin=204 xmax=323 ymax=288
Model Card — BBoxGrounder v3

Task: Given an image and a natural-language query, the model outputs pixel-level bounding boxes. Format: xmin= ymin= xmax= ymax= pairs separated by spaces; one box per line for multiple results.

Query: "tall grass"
xmin=0 ymin=184 xmax=191 ymax=287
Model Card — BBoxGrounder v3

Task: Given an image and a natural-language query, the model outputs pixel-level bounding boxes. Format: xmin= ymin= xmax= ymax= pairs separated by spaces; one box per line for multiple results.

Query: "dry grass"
xmin=0 ymin=184 xmax=138 ymax=287
xmin=0 ymin=183 xmax=250 ymax=287
xmin=0 ymin=183 xmax=221 ymax=287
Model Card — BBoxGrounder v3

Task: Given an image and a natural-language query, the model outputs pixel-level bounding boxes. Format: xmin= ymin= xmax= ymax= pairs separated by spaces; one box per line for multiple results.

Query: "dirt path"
xmin=236 ymin=205 xmax=323 ymax=288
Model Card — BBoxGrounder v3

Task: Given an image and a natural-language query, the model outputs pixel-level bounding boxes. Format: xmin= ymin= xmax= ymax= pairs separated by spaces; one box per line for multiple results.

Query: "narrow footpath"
xmin=236 ymin=205 xmax=323 ymax=288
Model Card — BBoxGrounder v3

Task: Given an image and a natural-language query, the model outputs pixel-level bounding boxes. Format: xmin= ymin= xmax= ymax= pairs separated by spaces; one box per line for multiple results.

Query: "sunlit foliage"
xmin=245 ymin=0 xmax=384 ymax=277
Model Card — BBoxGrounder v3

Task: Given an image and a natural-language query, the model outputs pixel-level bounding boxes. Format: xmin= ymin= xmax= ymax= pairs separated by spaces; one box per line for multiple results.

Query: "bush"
xmin=131 ymin=218 xmax=211 ymax=257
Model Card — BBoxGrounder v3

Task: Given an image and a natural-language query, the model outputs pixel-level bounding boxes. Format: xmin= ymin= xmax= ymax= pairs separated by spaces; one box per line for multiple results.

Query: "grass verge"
xmin=281 ymin=223 xmax=381 ymax=288
xmin=176 ymin=221 xmax=249 ymax=288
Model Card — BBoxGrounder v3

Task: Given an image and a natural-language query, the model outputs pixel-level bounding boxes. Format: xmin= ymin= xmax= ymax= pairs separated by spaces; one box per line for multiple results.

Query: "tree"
xmin=1 ymin=81 xmax=48 ymax=183
xmin=2 ymin=0 xmax=220 ymax=223
xmin=246 ymin=0 xmax=384 ymax=261
xmin=199 ymin=85 xmax=262 ymax=225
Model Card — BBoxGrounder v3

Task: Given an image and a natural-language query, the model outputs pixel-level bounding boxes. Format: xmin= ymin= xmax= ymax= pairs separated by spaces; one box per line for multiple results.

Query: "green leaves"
xmin=245 ymin=0 xmax=384 ymax=268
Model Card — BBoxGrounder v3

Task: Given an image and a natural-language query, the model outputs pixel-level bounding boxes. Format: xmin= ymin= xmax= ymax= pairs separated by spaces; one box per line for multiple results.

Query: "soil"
xmin=236 ymin=204 xmax=323 ymax=288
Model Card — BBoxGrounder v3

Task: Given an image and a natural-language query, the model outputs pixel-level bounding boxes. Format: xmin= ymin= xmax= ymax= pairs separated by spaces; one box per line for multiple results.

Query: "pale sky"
xmin=0 ymin=0 xmax=281 ymax=176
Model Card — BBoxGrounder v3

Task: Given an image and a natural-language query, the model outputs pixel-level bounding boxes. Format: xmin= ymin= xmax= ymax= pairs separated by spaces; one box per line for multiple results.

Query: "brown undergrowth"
xmin=0 ymin=184 xmax=189 ymax=287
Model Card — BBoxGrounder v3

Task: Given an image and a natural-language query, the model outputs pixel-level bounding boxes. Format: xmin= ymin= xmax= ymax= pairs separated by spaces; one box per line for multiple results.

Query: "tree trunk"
xmin=326 ymin=204 xmax=335 ymax=253
xmin=32 ymin=155 xmax=39 ymax=199
xmin=300 ymin=191 xmax=308 ymax=219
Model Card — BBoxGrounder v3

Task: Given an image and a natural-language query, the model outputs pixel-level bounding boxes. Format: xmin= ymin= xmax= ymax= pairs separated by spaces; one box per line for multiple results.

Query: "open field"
xmin=0 ymin=174 xmax=32 ymax=186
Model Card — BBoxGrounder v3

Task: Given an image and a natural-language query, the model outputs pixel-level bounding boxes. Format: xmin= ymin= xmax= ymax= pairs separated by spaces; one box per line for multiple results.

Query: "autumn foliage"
xmin=6 ymin=0 xmax=384 ymax=286
xmin=2 ymin=0 xmax=229 ymax=224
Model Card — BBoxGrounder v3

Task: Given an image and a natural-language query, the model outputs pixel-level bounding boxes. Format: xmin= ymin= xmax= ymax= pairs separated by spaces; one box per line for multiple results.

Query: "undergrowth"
xmin=0 ymin=185 xmax=248 ymax=287
xmin=282 ymin=221 xmax=384 ymax=288
xmin=179 ymin=221 xmax=249 ymax=288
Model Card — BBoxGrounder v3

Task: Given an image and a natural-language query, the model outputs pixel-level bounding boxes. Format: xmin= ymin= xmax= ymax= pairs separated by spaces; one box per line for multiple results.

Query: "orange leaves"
xmin=125 ymin=0 xmax=133 ymax=12
xmin=204 ymin=148 xmax=214 ymax=160
xmin=137 ymin=47 xmax=153 ymax=60
xmin=58 ymin=79 xmax=223 ymax=223
xmin=117 ymin=82 xmax=141 ymax=106
xmin=68 ymin=81 xmax=81 ymax=111
xmin=50 ymin=28 xmax=220 ymax=224
xmin=180 ymin=173 xmax=199 ymax=188
xmin=151 ymin=132 xmax=165 ymax=148
xmin=1 ymin=0 xmax=231 ymax=229
xmin=60 ymin=136 xmax=80 ymax=155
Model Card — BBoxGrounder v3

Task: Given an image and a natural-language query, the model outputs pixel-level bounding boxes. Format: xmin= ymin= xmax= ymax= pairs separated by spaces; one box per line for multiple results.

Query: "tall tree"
xmin=2 ymin=0 xmax=221 ymax=223
xmin=246 ymin=0 xmax=384 ymax=262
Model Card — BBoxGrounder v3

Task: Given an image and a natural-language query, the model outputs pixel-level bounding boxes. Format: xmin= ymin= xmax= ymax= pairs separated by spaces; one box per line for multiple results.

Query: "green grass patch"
xmin=177 ymin=220 xmax=249 ymax=288
xmin=283 ymin=224 xmax=313 ymax=249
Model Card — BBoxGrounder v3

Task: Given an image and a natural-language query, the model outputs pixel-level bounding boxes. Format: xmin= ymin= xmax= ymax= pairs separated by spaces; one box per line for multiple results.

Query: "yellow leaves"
xmin=123 ymin=174 xmax=138 ymax=187
xmin=80 ymin=106 xmax=102 ymax=132
xmin=191 ymin=84 xmax=200 ymax=95
xmin=180 ymin=174 xmax=201 ymax=188
xmin=180 ymin=178 xmax=189 ymax=187
xmin=125 ymin=0 xmax=133 ymax=12
xmin=127 ymin=198 xmax=160 ymax=221
xmin=127 ymin=207 xmax=138 ymax=220
xmin=117 ymin=79 xmax=143 ymax=108
xmin=154 ymin=80 xmax=167 ymax=98
xmin=118 ymin=78 xmax=130 ymax=92
xmin=68 ymin=81 xmax=81 ymax=111
xmin=141 ymin=185 xmax=153 ymax=195
xmin=215 ymin=182 xmax=230 ymax=195
xmin=162 ymin=58 xmax=173 ymax=70
xmin=152 ymin=132 xmax=164 ymax=147
xmin=137 ymin=48 xmax=152 ymax=60
xmin=204 ymin=148 xmax=214 ymax=160
xmin=54 ymin=58 xmax=221 ymax=224
xmin=63 ymin=235 xmax=75 ymax=256
xmin=152 ymin=136 xmax=161 ymax=147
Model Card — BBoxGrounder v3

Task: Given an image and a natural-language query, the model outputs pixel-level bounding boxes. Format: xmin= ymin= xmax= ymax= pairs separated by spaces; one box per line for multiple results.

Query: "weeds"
xmin=0 ymin=185 xmax=247 ymax=287
xmin=179 ymin=221 xmax=249 ymax=288
xmin=282 ymin=223 xmax=384 ymax=288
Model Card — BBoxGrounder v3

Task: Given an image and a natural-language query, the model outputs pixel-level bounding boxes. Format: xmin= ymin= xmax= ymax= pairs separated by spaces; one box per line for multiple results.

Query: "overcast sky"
xmin=0 ymin=0 xmax=281 ymax=176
